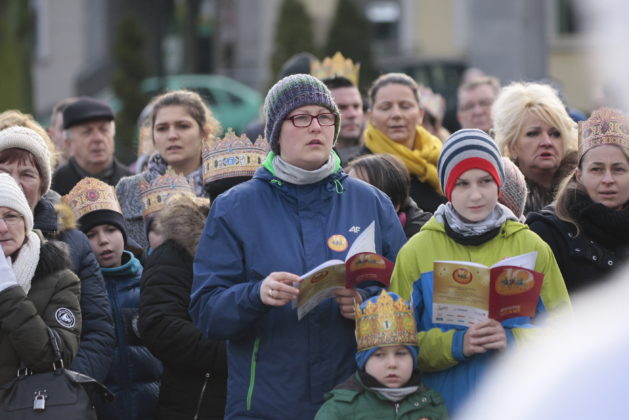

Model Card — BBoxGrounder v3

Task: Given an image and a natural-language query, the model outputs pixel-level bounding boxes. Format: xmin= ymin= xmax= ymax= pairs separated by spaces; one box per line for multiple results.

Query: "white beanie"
xmin=0 ymin=173 xmax=33 ymax=232
xmin=0 ymin=126 xmax=52 ymax=194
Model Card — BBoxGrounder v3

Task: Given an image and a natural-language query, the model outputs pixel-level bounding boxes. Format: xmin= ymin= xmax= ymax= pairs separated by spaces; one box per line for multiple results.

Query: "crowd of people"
xmin=0 ymin=50 xmax=627 ymax=419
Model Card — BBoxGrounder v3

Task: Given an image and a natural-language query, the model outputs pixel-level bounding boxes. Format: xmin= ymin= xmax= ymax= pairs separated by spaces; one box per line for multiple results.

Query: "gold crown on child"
xmin=202 ymin=129 xmax=269 ymax=185
xmin=354 ymin=290 xmax=417 ymax=352
xmin=310 ymin=51 xmax=360 ymax=86
xmin=63 ymin=177 xmax=122 ymax=219
xmin=139 ymin=168 xmax=195 ymax=218
xmin=578 ymin=107 xmax=629 ymax=159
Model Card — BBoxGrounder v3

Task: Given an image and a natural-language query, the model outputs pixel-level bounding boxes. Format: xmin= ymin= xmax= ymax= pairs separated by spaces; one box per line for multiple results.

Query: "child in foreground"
xmin=315 ymin=290 xmax=449 ymax=419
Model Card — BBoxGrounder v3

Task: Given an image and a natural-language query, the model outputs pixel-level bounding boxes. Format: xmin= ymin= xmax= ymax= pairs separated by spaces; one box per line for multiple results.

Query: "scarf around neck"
xmin=12 ymin=231 xmax=41 ymax=295
xmin=435 ymin=202 xmax=517 ymax=238
xmin=568 ymin=190 xmax=629 ymax=250
xmin=263 ymin=151 xmax=339 ymax=185
xmin=363 ymin=122 xmax=442 ymax=194
xmin=147 ymin=152 xmax=206 ymax=196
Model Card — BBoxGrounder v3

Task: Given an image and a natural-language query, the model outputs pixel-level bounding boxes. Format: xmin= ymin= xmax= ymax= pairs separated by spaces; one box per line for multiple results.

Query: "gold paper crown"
xmin=354 ymin=290 xmax=417 ymax=352
xmin=202 ymin=129 xmax=269 ymax=185
xmin=139 ymin=168 xmax=195 ymax=218
xmin=310 ymin=51 xmax=360 ymax=86
xmin=63 ymin=177 xmax=122 ymax=220
xmin=578 ymin=107 xmax=629 ymax=159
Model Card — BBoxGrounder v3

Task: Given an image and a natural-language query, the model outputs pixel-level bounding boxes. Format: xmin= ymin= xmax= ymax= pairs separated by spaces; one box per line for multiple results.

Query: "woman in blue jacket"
xmin=190 ymin=74 xmax=407 ymax=420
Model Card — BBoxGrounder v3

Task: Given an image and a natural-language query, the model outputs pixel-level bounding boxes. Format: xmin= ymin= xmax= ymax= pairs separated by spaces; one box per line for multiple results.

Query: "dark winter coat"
xmin=33 ymin=196 xmax=115 ymax=382
xmin=0 ymin=235 xmax=82 ymax=385
xmin=315 ymin=371 xmax=449 ymax=420
xmin=398 ymin=197 xmax=431 ymax=239
xmin=52 ymin=156 xmax=131 ymax=195
xmin=522 ymin=151 xmax=578 ymax=215
xmin=527 ymin=208 xmax=629 ymax=294
xmin=96 ymin=251 xmax=162 ymax=420
xmin=139 ymin=195 xmax=227 ymax=420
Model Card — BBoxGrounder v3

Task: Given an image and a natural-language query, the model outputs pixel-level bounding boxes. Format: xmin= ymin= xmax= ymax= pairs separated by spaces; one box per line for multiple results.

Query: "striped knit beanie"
xmin=0 ymin=126 xmax=52 ymax=195
xmin=264 ymin=74 xmax=340 ymax=154
xmin=0 ymin=173 xmax=33 ymax=232
xmin=438 ymin=129 xmax=504 ymax=200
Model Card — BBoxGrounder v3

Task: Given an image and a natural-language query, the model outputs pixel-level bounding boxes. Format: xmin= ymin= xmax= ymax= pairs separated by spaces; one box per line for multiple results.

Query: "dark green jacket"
xmin=315 ymin=372 xmax=449 ymax=420
xmin=0 ymin=234 xmax=82 ymax=385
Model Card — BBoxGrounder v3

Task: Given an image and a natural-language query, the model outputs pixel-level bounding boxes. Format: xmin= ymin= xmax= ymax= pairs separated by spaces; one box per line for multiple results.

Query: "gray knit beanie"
xmin=0 ymin=126 xmax=52 ymax=195
xmin=264 ymin=74 xmax=340 ymax=154
xmin=438 ymin=129 xmax=504 ymax=200
xmin=0 ymin=173 xmax=34 ymax=232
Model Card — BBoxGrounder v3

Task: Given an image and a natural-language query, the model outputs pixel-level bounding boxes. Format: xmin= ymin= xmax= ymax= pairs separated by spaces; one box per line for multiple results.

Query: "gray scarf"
xmin=434 ymin=202 xmax=518 ymax=237
xmin=370 ymin=386 xmax=420 ymax=402
xmin=272 ymin=154 xmax=336 ymax=185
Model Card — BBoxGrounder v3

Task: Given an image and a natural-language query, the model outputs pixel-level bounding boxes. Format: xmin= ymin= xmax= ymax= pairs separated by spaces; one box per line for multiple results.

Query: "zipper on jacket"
xmin=246 ymin=337 xmax=261 ymax=411
xmin=193 ymin=372 xmax=211 ymax=420
xmin=395 ymin=402 xmax=399 ymax=414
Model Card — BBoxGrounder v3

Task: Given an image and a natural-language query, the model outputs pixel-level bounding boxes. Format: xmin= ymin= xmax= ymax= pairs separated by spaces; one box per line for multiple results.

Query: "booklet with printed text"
xmin=294 ymin=221 xmax=393 ymax=320
xmin=432 ymin=251 xmax=544 ymax=327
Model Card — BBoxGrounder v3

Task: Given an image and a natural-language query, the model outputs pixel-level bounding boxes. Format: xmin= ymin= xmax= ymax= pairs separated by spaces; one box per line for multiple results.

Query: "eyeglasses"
xmin=0 ymin=213 xmax=23 ymax=226
xmin=285 ymin=113 xmax=337 ymax=128
xmin=458 ymin=99 xmax=493 ymax=112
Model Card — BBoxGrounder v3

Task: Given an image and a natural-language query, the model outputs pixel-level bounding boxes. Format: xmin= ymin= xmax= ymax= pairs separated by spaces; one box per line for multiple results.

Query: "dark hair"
xmin=149 ymin=90 xmax=221 ymax=141
xmin=368 ymin=73 xmax=420 ymax=109
xmin=0 ymin=149 xmax=42 ymax=190
xmin=345 ymin=154 xmax=410 ymax=209
xmin=322 ymin=76 xmax=355 ymax=90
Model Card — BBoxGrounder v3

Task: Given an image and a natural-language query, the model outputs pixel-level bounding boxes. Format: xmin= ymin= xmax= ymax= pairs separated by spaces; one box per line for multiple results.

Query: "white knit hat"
xmin=0 ymin=173 xmax=33 ymax=232
xmin=0 ymin=126 xmax=52 ymax=194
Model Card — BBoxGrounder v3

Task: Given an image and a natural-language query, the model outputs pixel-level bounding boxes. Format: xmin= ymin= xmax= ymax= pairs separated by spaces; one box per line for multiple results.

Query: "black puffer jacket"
xmin=139 ymin=196 xmax=227 ymax=420
xmin=527 ymin=208 xmax=629 ymax=294
xmin=33 ymin=196 xmax=115 ymax=382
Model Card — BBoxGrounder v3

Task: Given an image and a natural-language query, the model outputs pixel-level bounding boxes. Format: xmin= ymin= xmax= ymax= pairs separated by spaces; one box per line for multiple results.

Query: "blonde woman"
xmin=492 ymin=82 xmax=578 ymax=214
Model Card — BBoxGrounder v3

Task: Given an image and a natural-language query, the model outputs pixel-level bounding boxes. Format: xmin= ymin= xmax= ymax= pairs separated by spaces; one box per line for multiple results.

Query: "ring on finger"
xmin=268 ymin=289 xmax=274 ymax=299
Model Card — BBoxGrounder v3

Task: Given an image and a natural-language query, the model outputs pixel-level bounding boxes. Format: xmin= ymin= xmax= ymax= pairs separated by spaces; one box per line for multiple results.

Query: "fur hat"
xmin=499 ymin=157 xmax=528 ymax=219
xmin=438 ymin=129 xmax=504 ymax=200
xmin=264 ymin=74 xmax=340 ymax=154
xmin=0 ymin=173 xmax=33 ymax=232
xmin=0 ymin=126 xmax=52 ymax=194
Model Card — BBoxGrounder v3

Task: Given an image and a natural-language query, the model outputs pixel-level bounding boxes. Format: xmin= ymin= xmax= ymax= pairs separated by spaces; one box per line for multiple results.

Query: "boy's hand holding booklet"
xmin=294 ymin=221 xmax=393 ymax=320
xmin=432 ymin=252 xmax=544 ymax=327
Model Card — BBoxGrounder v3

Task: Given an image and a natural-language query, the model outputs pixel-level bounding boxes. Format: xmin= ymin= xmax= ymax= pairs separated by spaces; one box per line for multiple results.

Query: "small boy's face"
xmin=147 ymin=221 xmax=165 ymax=250
xmin=365 ymin=345 xmax=413 ymax=388
xmin=86 ymin=224 xmax=124 ymax=268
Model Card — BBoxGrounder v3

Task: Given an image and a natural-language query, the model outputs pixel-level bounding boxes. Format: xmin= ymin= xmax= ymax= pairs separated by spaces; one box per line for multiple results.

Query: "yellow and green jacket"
xmin=390 ymin=216 xmax=571 ymax=414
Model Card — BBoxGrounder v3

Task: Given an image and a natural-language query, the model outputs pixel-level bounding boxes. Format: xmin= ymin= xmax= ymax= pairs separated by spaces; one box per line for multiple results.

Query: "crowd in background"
xmin=0 ymin=49 xmax=627 ymax=420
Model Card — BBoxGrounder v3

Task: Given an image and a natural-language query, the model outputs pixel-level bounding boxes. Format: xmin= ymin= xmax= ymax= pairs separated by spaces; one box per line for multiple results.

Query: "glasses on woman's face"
xmin=0 ymin=213 xmax=23 ymax=226
xmin=285 ymin=113 xmax=337 ymax=128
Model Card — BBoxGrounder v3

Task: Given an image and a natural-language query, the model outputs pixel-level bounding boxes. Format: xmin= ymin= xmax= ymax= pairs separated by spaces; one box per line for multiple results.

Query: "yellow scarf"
xmin=364 ymin=122 xmax=443 ymax=194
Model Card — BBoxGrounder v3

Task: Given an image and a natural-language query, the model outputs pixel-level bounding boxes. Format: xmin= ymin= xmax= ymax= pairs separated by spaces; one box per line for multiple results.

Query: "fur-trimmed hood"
xmin=156 ymin=194 xmax=210 ymax=256
xmin=33 ymin=195 xmax=78 ymax=236
xmin=33 ymin=231 xmax=74 ymax=279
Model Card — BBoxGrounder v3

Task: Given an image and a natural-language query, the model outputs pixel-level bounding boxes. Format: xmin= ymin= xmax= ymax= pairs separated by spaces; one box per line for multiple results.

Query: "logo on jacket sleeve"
xmin=327 ymin=234 xmax=348 ymax=252
xmin=55 ymin=308 xmax=77 ymax=329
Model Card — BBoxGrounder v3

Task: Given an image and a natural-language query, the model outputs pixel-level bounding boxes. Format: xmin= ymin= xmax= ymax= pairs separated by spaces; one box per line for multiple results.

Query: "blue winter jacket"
xmin=97 ymin=251 xmax=162 ymax=420
xmin=190 ymin=163 xmax=407 ymax=420
xmin=34 ymin=196 xmax=115 ymax=382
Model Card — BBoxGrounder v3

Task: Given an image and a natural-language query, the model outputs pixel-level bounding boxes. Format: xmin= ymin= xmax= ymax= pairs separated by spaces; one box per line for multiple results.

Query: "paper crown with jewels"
xmin=578 ymin=107 xmax=629 ymax=160
xmin=310 ymin=51 xmax=360 ymax=86
xmin=202 ymin=129 xmax=269 ymax=185
xmin=354 ymin=290 xmax=417 ymax=351
xmin=63 ymin=177 xmax=122 ymax=219
xmin=139 ymin=168 xmax=195 ymax=218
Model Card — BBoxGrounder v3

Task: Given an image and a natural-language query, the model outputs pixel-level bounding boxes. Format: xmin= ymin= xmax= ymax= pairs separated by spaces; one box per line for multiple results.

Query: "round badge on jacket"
xmin=327 ymin=234 xmax=348 ymax=252
xmin=55 ymin=308 xmax=77 ymax=329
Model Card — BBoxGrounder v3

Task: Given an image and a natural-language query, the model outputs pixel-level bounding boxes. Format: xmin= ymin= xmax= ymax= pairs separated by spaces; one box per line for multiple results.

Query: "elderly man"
xmin=51 ymin=97 xmax=130 ymax=195
xmin=323 ymin=76 xmax=365 ymax=165
xmin=456 ymin=76 xmax=500 ymax=134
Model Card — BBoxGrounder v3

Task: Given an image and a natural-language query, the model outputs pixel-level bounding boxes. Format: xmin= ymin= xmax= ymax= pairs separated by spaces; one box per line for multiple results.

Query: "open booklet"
xmin=432 ymin=251 xmax=544 ymax=327
xmin=294 ymin=221 xmax=394 ymax=320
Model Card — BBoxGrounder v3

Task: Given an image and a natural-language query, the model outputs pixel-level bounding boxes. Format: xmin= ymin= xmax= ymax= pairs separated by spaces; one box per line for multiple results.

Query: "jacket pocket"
xmin=246 ymin=337 xmax=261 ymax=411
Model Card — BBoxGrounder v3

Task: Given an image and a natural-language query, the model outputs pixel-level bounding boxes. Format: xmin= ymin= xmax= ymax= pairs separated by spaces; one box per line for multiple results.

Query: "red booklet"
xmin=432 ymin=252 xmax=544 ymax=326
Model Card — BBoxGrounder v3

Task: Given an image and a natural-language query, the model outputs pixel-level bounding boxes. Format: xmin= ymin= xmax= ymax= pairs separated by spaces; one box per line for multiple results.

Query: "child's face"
xmin=86 ymin=224 xmax=124 ymax=268
xmin=147 ymin=221 xmax=165 ymax=250
xmin=450 ymin=168 xmax=499 ymax=222
xmin=365 ymin=345 xmax=414 ymax=388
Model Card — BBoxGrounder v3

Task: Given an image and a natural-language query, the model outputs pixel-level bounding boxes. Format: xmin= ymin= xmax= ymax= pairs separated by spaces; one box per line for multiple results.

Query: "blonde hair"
xmin=491 ymin=82 xmax=577 ymax=159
